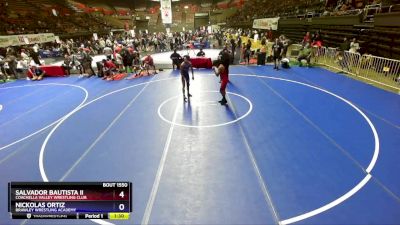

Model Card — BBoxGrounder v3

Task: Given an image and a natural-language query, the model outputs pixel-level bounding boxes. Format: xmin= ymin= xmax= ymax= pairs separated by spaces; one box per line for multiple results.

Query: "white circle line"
xmin=39 ymin=77 xmax=177 ymax=225
xmin=0 ymin=83 xmax=89 ymax=151
xmin=229 ymin=73 xmax=379 ymax=173
xmin=0 ymin=104 xmax=2 ymax=112
xmin=157 ymin=91 xmax=253 ymax=128
xmin=38 ymin=74 xmax=379 ymax=225
xmin=228 ymin=73 xmax=379 ymax=225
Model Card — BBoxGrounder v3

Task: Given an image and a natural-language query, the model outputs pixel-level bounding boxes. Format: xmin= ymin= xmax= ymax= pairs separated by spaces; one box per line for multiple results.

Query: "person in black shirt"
xmin=29 ymin=48 xmax=41 ymax=66
xmin=339 ymin=37 xmax=350 ymax=52
xmin=196 ymin=48 xmax=205 ymax=57
xmin=170 ymin=49 xmax=182 ymax=70
xmin=243 ymin=40 xmax=252 ymax=65
xmin=272 ymin=38 xmax=283 ymax=70
xmin=124 ymin=50 xmax=135 ymax=73
xmin=230 ymin=38 xmax=236 ymax=63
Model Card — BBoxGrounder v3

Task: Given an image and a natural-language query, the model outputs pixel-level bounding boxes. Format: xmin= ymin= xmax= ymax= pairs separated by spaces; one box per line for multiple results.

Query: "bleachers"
xmin=0 ymin=0 xmax=119 ymax=36
xmin=278 ymin=17 xmax=400 ymax=59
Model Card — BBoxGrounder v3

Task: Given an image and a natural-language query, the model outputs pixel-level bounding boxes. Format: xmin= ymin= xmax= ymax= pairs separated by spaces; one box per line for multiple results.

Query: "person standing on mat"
xmin=244 ymin=39 xmax=252 ymax=65
xmin=213 ymin=52 xmax=230 ymax=105
xmin=180 ymin=55 xmax=194 ymax=102
xmin=272 ymin=38 xmax=283 ymax=70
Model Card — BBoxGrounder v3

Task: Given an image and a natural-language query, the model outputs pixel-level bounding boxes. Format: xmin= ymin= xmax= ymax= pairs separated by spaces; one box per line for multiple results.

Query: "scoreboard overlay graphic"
xmin=8 ymin=182 xmax=132 ymax=220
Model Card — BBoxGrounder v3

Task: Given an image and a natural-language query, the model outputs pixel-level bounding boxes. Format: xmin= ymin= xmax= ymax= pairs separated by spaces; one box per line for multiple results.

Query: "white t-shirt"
xmin=21 ymin=52 xmax=29 ymax=61
xmin=33 ymin=45 xmax=39 ymax=53
xmin=254 ymin=34 xmax=259 ymax=41
xmin=115 ymin=53 xmax=122 ymax=65
xmin=349 ymin=41 xmax=360 ymax=53
xmin=103 ymin=47 xmax=113 ymax=56
xmin=99 ymin=40 xmax=106 ymax=48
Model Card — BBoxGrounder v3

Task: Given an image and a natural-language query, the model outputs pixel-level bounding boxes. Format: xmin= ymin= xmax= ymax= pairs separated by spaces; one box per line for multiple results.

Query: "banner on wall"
xmin=0 ymin=33 xmax=56 ymax=47
xmin=160 ymin=0 xmax=172 ymax=24
xmin=252 ymin=17 xmax=279 ymax=30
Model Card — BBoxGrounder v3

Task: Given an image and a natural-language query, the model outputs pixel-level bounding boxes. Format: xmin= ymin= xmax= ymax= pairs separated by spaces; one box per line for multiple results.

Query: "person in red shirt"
xmin=213 ymin=52 xmax=230 ymax=105
xmin=102 ymin=59 xmax=117 ymax=80
xmin=267 ymin=28 xmax=273 ymax=41
xmin=142 ymin=54 xmax=157 ymax=75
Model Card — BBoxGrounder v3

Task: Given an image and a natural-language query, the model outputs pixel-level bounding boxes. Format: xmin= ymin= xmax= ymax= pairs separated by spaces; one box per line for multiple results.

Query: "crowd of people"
xmin=0 ymin=29 xmax=221 ymax=82
xmin=0 ymin=2 xmax=114 ymax=35
xmin=0 ymin=26 xmax=314 ymax=82
xmin=227 ymin=0 xmax=325 ymax=25
xmin=1 ymin=23 xmax=394 ymax=84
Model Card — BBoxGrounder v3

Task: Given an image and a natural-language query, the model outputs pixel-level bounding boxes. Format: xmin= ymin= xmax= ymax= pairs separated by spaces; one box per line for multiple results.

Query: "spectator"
xmin=258 ymin=38 xmax=267 ymax=65
xmin=29 ymin=65 xmax=45 ymax=81
xmin=349 ymin=37 xmax=360 ymax=53
xmin=230 ymin=37 xmax=236 ymax=60
xmin=196 ymin=48 xmax=206 ymax=57
xmin=0 ymin=55 xmax=6 ymax=82
xmin=5 ymin=48 xmax=17 ymax=79
xmin=113 ymin=50 xmax=124 ymax=71
xmin=142 ymin=54 xmax=157 ymax=75
xmin=170 ymin=49 xmax=183 ymax=69
xmin=340 ymin=37 xmax=350 ymax=51
xmin=335 ymin=37 xmax=351 ymax=70
xmin=244 ymin=40 xmax=252 ymax=64
xmin=30 ymin=48 xmax=41 ymax=66
xmin=102 ymin=59 xmax=117 ymax=80
xmin=20 ymin=49 xmax=29 ymax=61
xmin=312 ymin=31 xmax=323 ymax=47
xmin=302 ymin=32 xmax=312 ymax=46
xmin=124 ymin=50 xmax=135 ymax=73
xmin=62 ymin=54 xmax=72 ymax=75
xmin=298 ymin=44 xmax=312 ymax=67
xmin=280 ymin=35 xmax=290 ymax=57
xmin=132 ymin=51 xmax=140 ymax=66
xmin=272 ymin=38 xmax=284 ymax=70
xmin=103 ymin=46 xmax=113 ymax=60
xmin=99 ymin=38 xmax=106 ymax=52
xmin=71 ymin=53 xmax=83 ymax=74
xmin=267 ymin=28 xmax=273 ymax=41
xmin=79 ymin=48 xmax=95 ymax=77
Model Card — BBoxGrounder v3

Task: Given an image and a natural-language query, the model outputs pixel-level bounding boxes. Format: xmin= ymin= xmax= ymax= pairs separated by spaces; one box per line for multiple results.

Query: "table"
xmin=190 ymin=57 xmax=212 ymax=69
xmin=27 ymin=65 xmax=66 ymax=78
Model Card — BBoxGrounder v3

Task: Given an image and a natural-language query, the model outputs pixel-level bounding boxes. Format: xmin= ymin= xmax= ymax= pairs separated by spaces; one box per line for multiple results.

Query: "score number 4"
xmin=117 ymin=191 xmax=127 ymax=211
